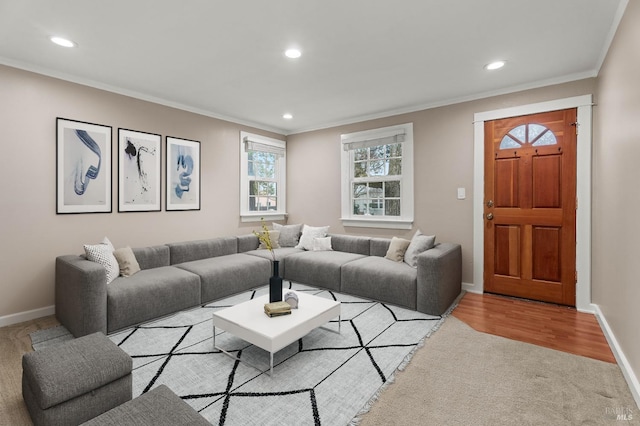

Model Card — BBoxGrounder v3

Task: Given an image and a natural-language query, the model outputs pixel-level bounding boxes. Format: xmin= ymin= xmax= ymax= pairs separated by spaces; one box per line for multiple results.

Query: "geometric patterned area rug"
xmin=32 ymin=283 xmax=448 ymax=425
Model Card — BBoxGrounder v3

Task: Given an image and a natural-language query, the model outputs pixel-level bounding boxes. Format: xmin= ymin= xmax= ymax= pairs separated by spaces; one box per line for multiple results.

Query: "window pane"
xmin=369 ymin=160 xmax=387 ymax=176
xmin=499 ymin=135 xmax=521 ymax=149
xmin=250 ymin=151 xmax=276 ymax=179
xmin=528 ymin=124 xmax=546 ymax=141
xmin=387 ymin=143 xmax=402 ymax=157
xmin=249 ymin=181 xmax=258 ymax=195
xmin=368 ymin=182 xmax=383 ymax=199
xmin=510 ymin=125 xmax=526 ymax=142
xmin=385 ymin=181 xmax=400 ymax=197
xmin=354 ymin=148 xmax=368 ymax=161
xmin=267 ymin=197 xmax=277 ymax=210
xmin=249 ymin=196 xmax=257 ymax=211
xmin=354 ymin=162 xmax=367 ymax=178
xmin=388 ymin=158 xmax=401 ymax=175
xmin=370 ymin=145 xmax=386 ymax=160
xmin=266 ymin=182 xmax=276 ymax=195
xmin=369 ymin=199 xmax=384 ymax=215
xmin=353 ymin=183 xmax=367 ymax=199
xmin=532 ymin=130 xmax=557 ymax=146
xmin=385 ymin=199 xmax=401 ymax=216
xmin=353 ymin=200 xmax=367 ymax=215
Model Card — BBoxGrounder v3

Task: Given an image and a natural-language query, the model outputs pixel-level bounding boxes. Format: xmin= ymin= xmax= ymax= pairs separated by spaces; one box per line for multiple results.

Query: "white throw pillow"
xmin=404 ymin=230 xmax=436 ymax=268
xmin=84 ymin=237 xmax=120 ymax=284
xmin=312 ymin=236 xmax=333 ymax=251
xmin=295 ymin=225 xmax=330 ymax=251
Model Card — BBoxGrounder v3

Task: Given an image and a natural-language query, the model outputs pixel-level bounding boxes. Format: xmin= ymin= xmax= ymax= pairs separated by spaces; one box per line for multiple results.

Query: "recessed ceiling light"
xmin=485 ymin=60 xmax=505 ymax=70
xmin=283 ymin=113 xmax=293 ymax=119
xmin=50 ymin=36 xmax=76 ymax=48
xmin=285 ymin=48 xmax=301 ymax=59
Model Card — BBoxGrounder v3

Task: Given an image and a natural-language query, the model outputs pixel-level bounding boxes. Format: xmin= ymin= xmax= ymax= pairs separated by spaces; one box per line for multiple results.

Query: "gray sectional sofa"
xmin=56 ymin=233 xmax=462 ymax=338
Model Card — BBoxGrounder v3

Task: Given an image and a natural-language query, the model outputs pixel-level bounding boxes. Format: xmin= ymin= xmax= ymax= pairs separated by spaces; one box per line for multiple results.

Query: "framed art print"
xmin=56 ymin=118 xmax=112 ymax=214
xmin=118 ymin=128 xmax=161 ymax=212
xmin=166 ymin=136 xmax=201 ymax=211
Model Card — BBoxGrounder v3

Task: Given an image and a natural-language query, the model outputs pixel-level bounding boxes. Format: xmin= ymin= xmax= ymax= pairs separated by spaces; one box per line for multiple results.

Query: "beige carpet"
xmin=357 ymin=316 xmax=639 ymax=426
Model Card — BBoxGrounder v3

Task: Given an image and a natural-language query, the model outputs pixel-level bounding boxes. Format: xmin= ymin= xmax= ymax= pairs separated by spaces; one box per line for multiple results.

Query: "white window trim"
xmin=240 ymin=131 xmax=287 ymax=222
xmin=340 ymin=123 xmax=414 ymax=229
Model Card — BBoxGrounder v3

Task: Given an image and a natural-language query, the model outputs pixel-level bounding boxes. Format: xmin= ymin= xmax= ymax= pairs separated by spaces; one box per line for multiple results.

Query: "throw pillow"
xmin=404 ymin=230 xmax=436 ymax=268
xmin=273 ymin=223 xmax=303 ymax=247
xmin=312 ymin=236 xmax=333 ymax=251
xmin=113 ymin=246 xmax=141 ymax=277
xmin=296 ymin=225 xmax=330 ymax=251
xmin=84 ymin=238 xmax=119 ymax=284
xmin=384 ymin=236 xmax=411 ymax=262
xmin=258 ymin=230 xmax=281 ymax=250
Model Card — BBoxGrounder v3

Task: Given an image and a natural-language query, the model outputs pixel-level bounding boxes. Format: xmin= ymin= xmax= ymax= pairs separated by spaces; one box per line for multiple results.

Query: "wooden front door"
xmin=484 ymin=109 xmax=577 ymax=306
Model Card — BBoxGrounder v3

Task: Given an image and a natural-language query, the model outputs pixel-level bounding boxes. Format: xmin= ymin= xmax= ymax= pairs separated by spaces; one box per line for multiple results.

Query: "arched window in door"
xmin=499 ymin=123 xmax=557 ymax=149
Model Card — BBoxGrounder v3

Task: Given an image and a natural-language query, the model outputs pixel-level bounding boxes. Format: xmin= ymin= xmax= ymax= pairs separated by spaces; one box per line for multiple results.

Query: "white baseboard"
xmin=594 ymin=304 xmax=640 ymax=409
xmin=462 ymin=281 xmax=482 ymax=294
xmin=0 ymin=305 xmax=55 ymax=328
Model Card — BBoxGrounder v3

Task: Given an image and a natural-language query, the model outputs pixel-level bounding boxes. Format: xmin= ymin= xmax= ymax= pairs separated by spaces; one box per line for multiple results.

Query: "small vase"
xmin=269 ymin=260 xmax=283 ymax=303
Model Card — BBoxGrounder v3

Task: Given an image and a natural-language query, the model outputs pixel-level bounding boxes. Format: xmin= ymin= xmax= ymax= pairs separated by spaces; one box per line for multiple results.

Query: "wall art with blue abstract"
xmin=56 ymin=118 xmax=112 ymax=214
xmin=166 ymin=136 xmax=200 ymax=211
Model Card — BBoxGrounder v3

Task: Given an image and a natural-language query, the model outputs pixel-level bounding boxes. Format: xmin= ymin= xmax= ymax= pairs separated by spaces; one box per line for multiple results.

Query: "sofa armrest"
xmin=416 ymin=243 xmax=462 ymax=316
xmin=55 ymin=255 xmax=108 ymax=337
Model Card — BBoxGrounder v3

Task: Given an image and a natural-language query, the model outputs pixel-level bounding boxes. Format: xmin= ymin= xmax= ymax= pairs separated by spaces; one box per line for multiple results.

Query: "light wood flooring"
xmin=453 ymin=291 xmax=616 ymax=363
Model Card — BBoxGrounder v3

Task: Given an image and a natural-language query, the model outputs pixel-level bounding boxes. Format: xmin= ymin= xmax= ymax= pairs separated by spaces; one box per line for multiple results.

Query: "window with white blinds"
xmin=340 ymin=123 xmax=414 ymax=229
xmin=240 ymin=132 xmax=286 ymax=222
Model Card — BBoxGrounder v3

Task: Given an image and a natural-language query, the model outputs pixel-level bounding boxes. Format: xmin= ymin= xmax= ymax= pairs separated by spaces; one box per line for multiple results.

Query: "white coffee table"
xmin=212 ymin=291 xmax=341 ymax=376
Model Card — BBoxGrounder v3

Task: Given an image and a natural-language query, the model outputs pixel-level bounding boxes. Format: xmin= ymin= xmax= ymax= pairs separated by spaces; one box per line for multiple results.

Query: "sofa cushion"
xmin=167 ymin=237 xmax=237 ymax=264
xmin=370 ymin=238 xmax=392 ymax=257
xmin=329 ymin=234 xmax=371 ymax=255
xmin=283 ymin=251 xmax=366 ymax=291
xmin=176 ymin=254 xmax=270 ymax=303
xmin=341 ymin=256 xmax=417 ymax=310
xmin=132 ymin=245 xmax=170 ymax=270
xmin=107 ymin=267 xmax=201 ymax=333
xmin=244 ymin=247 xmax=303 ymax=276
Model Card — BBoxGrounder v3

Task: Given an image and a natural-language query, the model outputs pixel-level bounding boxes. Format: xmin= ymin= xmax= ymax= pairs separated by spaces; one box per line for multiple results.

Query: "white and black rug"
xmin=32 ymin=283 xmax=449 ymax=425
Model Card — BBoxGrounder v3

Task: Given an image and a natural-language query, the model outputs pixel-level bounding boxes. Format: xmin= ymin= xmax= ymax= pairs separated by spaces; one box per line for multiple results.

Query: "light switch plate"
xmin=457 ymin=187 xmax=466 ymax=200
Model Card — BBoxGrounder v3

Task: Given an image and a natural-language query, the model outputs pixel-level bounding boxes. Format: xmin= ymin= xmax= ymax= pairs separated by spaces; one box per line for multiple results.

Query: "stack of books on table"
xmin=264 ymin=301 xmax=292 ymax=317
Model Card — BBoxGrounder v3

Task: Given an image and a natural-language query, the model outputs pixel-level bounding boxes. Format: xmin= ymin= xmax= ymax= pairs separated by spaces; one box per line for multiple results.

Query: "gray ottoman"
xmin=22 ymin=332 xmax=132 ymax=426
xmin=81 ymin=385 xmax=210 ymax=425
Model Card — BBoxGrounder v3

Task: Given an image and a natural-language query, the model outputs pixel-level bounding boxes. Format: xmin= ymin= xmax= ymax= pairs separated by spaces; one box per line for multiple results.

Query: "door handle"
xmin=486 ymin=213 xmax=494 ymax=220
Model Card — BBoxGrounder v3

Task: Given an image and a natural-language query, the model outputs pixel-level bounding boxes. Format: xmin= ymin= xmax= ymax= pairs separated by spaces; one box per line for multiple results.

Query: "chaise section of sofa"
xmin=168 ymin=237 xmax=272 ymax=303
xmin=56 ymin=245 xmax=202 ymax=337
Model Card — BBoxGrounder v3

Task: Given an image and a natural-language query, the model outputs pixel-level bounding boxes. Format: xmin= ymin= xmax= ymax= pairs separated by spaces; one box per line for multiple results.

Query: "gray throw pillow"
xmin=404 ymin=230 xmax=436 ymax=268
xmin=384 ymin=237 xmax=411 ymax=262
xmin=273 ymin=223 xmax=303 ymax=247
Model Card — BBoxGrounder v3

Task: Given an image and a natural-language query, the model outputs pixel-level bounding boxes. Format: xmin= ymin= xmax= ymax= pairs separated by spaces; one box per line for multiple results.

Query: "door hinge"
xmin=571 ymin=121 xmax=579 ymax=135
xmin=575 ymin=270 xmax=578 ymax=283
xmin=576 ymin=197 xmax=578 ymax=210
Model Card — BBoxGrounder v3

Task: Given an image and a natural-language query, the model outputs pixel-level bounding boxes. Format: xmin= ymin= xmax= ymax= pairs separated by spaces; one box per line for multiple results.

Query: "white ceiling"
xmin=0 ymin=1 xmax=626 ymax=135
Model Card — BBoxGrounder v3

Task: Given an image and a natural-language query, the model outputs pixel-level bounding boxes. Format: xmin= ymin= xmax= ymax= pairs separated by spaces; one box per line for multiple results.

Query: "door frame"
xmin=472 ymin=94 xmax=593 ymax=312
